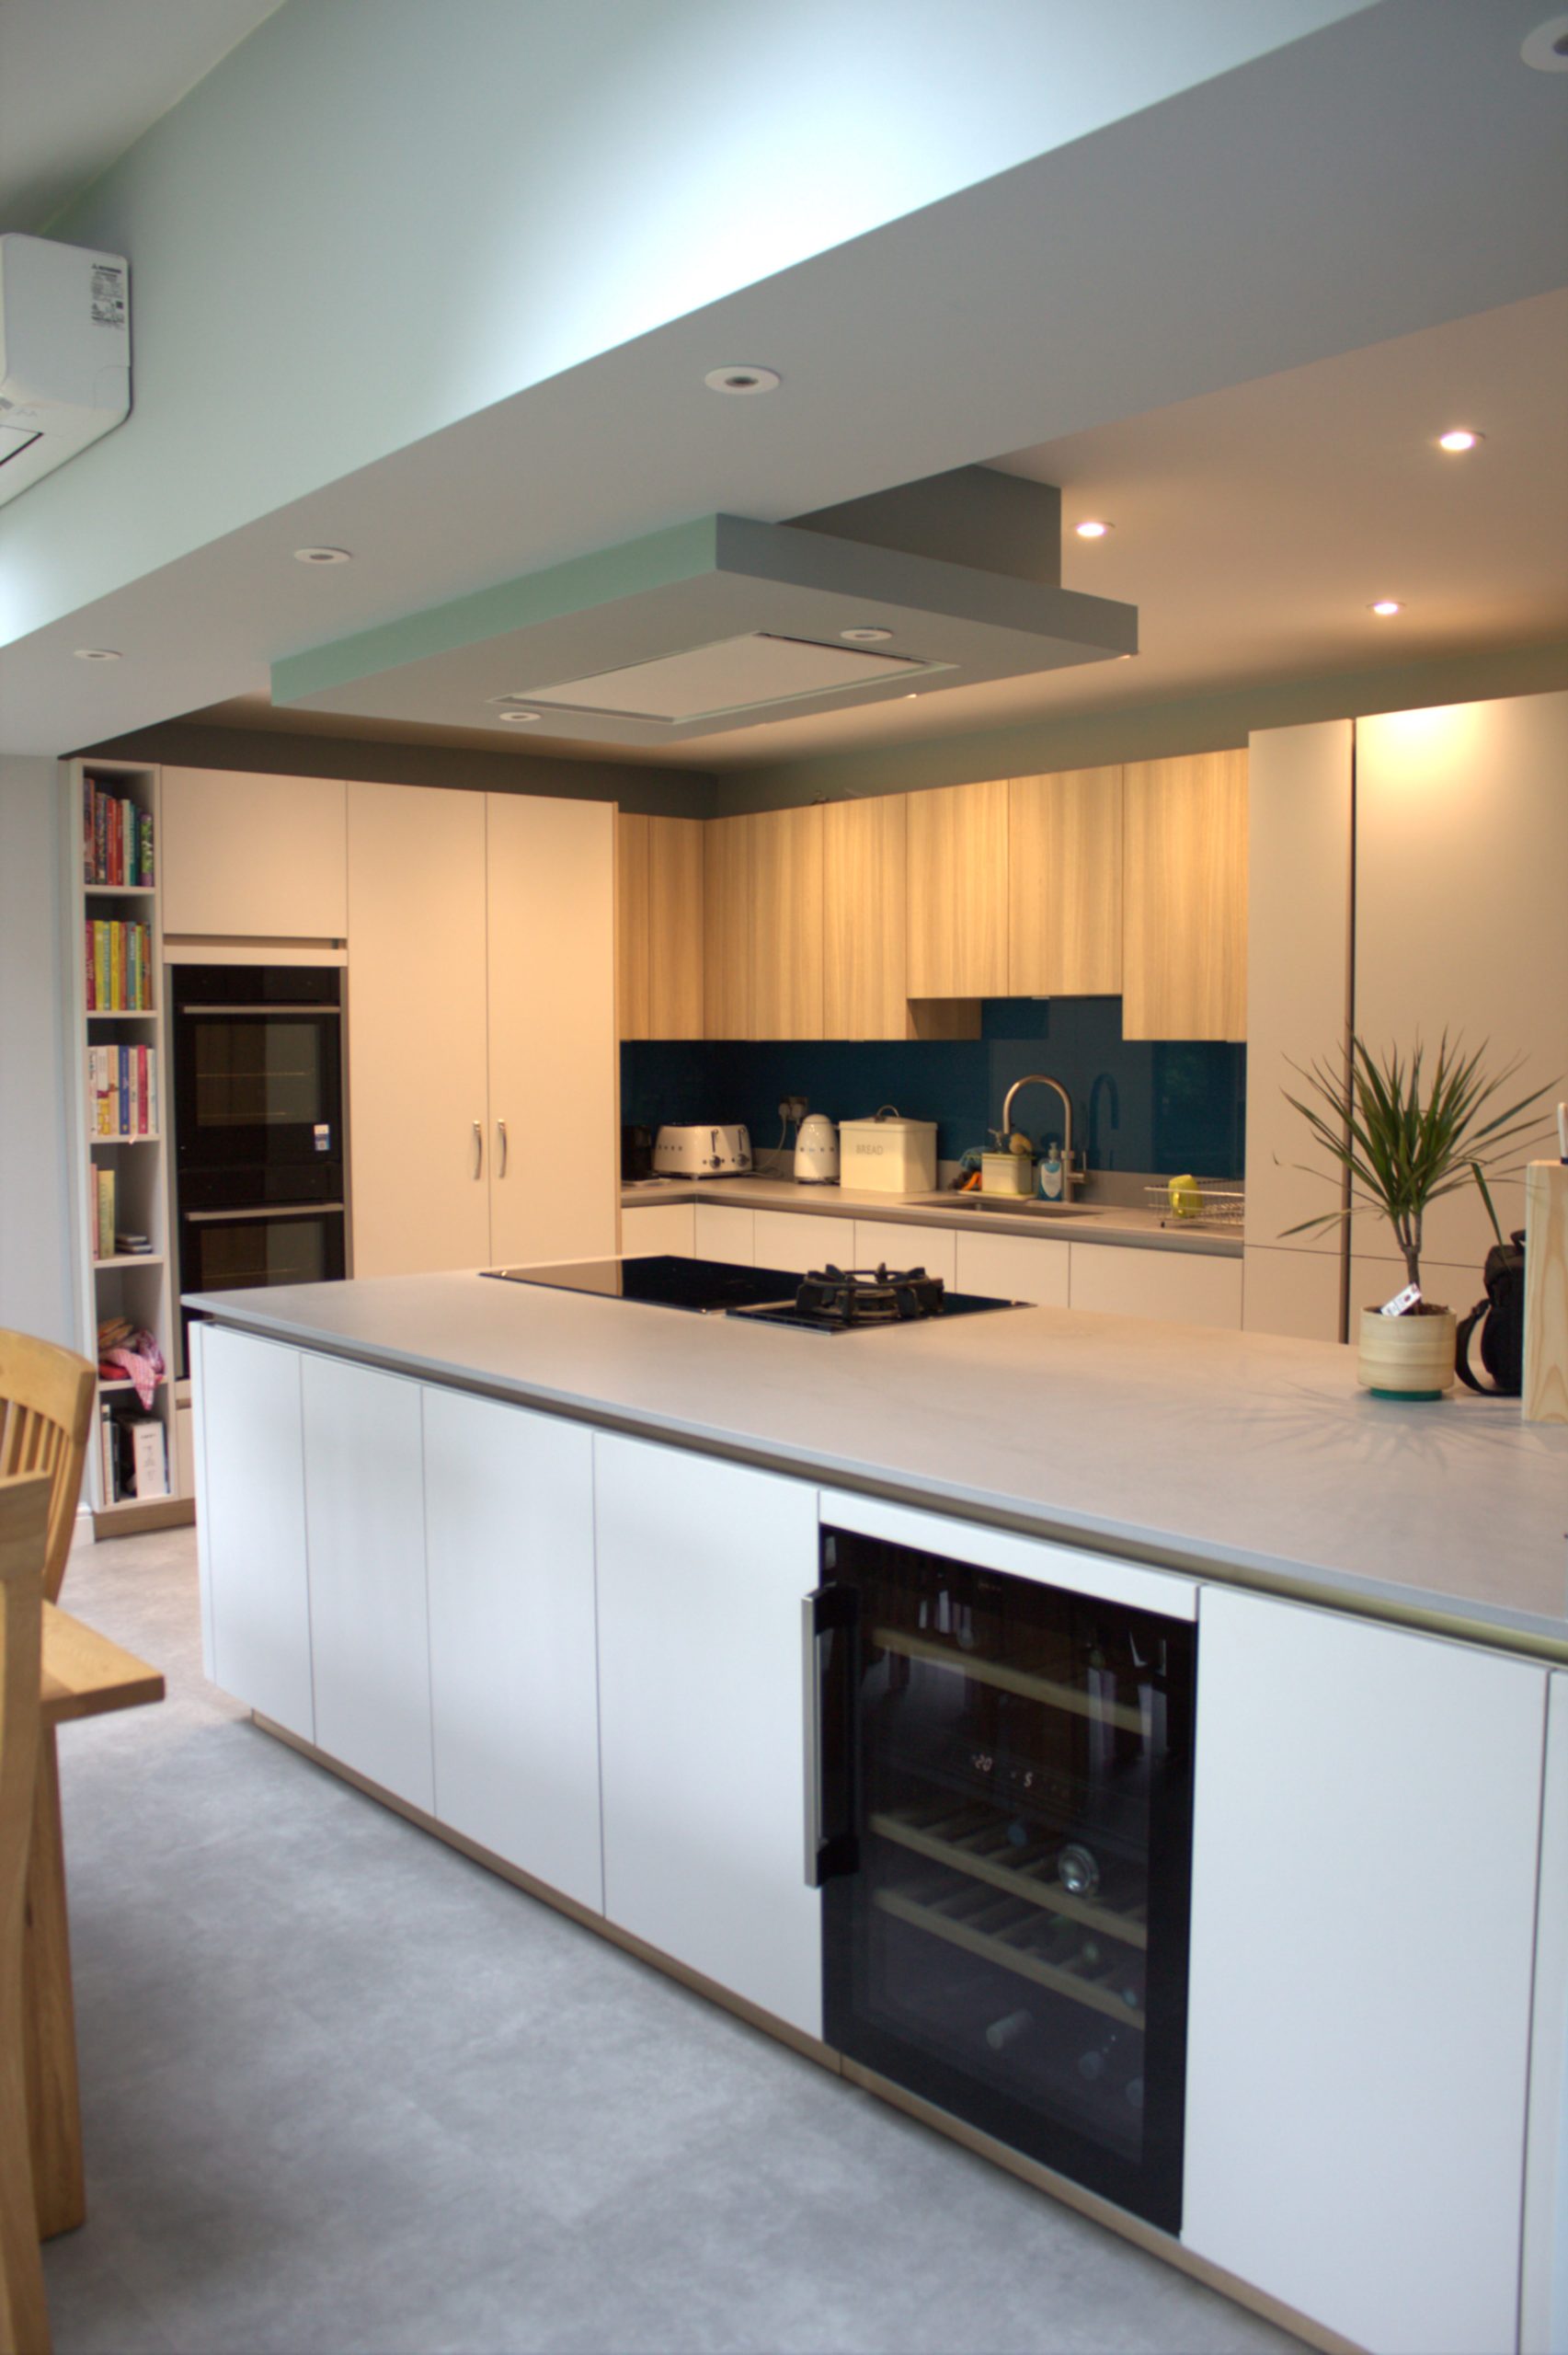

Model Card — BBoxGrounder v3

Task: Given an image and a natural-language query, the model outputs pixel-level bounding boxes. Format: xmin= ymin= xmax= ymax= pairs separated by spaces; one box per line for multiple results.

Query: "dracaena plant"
xmin=1282 ymin=1034 xmax=1553 ymax=1297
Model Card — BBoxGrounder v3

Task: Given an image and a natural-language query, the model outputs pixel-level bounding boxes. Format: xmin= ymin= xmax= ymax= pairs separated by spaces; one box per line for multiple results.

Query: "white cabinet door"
xmin=1185 ymin=1586 xmax=1546 ymax=2355
xmin=955 ymin=1228 xmax=1070 ymax=1305
xmin=621 ymin=1201 xmax=695 ymax=1257
xmin=694 ymin=1201 xmax=753 ymax=1263
xmin=486 ymin=793 xmax=617 ymax=1267
xmin=752 ymin=1207 xmax=847 ymax=1274
xmin=1069 ymin=1244 xmax=1242 ymax=1329
xmin=347 ymin=782 xmax=491 ymax=1277
xmin=301 ymin=1352 xmax=433 ymax=1812
xmin=855 ymin=1217 xmax=956 ymax=1286
xmin=1523 ymin=1672 xmax=1568 ymax=2355
xmin=423 ymin=1386 xmax=602 ymax=1913
xmin=594 ymin=1431 xmax=822 ymax=2037
xmin=192 ymin=1323 xmax=315 ymax=1740
xmin=161 ymin=767 xmax=348 ymax=938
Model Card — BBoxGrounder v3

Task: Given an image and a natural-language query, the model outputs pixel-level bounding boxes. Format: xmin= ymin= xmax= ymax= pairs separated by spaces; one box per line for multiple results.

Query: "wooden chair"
xmin=0 ymin=1333 xmax=97 ymax=1606
xmin=0 ymin=1473 xmax=52 ymax=2355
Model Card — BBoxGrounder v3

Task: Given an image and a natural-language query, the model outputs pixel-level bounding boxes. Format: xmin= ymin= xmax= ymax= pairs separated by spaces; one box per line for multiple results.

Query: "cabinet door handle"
xmin=473 ymin=1120 xmax=484 ymax=1178
xmin=497 ymin=1118 xmax=508 ymax=1178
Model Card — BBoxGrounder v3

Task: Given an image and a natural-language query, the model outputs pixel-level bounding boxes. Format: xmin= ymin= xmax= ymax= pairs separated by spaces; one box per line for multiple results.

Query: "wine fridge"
xmin=811 ymin=1526 xmax=1196 ymax=2232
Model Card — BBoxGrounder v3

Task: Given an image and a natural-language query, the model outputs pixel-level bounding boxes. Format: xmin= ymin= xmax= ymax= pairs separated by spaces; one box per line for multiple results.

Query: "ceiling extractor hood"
xmin=270 ymin=466 xmax=1137 ymax=748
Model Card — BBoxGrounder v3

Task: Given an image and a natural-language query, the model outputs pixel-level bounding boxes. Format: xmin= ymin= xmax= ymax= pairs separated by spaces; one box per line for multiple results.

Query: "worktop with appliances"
xmin=188 ymin=1266 xmax=1568 ymax=2355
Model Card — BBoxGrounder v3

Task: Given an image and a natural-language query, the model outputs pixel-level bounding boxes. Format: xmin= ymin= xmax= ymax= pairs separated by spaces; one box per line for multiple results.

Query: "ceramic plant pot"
xmin=1356 ymin=1306 xmax=1458 ymax=1400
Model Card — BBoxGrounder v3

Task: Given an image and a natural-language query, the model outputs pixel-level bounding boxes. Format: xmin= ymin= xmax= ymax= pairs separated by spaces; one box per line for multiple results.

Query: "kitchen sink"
xmin=910 ymin=1194 xmax=1102 ymax=1219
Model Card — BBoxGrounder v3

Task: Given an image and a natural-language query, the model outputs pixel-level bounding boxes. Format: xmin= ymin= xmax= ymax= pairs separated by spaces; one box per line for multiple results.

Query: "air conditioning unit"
xmin=0 ymin=234 xmax=131 ymax=506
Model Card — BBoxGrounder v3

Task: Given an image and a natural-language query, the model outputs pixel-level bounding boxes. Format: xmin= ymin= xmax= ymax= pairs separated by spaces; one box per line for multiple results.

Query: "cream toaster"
xmin=652 ymin=1123 xmax=752 ymax=1178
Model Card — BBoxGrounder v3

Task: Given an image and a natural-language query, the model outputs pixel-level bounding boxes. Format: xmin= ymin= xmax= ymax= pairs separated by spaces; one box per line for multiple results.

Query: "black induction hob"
xmin=480 ymin=1254 xmax=1022 ymax=1333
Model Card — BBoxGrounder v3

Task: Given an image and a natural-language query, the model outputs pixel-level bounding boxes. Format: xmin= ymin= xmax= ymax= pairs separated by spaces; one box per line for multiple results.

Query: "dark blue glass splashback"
xmin=622 ymin=998 xmax=1246 ymax=1178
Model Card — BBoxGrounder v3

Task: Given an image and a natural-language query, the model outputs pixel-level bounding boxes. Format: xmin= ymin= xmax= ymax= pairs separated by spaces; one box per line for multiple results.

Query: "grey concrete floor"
xmin=40 ymin=1524 xmax=1306 ymax=2355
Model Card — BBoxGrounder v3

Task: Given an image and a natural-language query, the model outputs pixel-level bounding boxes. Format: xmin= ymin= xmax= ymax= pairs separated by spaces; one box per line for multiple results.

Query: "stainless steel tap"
xmin=1001 ymin=1074 xmax=1075 ymax=1199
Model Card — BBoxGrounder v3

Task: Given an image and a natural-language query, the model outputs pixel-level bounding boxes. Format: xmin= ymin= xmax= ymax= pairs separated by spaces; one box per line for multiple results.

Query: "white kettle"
xmin=795 ymin=1113 xmax=840 ymax=1185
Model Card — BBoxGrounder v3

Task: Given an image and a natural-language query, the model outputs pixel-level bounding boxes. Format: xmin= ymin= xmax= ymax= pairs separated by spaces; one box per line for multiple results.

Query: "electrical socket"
xmin=778 ymin=1094 xmax=808 ymax=1124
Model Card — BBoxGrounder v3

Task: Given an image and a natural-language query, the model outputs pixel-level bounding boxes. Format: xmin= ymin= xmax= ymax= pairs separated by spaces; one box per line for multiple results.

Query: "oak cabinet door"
xmin=424 ymin=1385 xmax=602 ymax=1913
xmin=1121 ymin=752 xmax=1247 ymax=1041
xmin=647 ymin=817 xmax=705 ymax=1038
xmin=750 ymin=805 xmax=825 ymax=1040
xmin=615 ymin=811 xmax=650 ymax=1040
xmin=486 ymin=792 xmax=617 ymax=1266
xmin=594 ymin=1432 xmax=822 ymax=2036
xmin=302 ymin=1351 xmax=433 ymax=1812
xmin=347 ymin=782 xmax=490 ymax=1276
xmin=1008 ymin=766 xmax=1122 ymax=996
xmin=192 ymin=1322 xmax=314 ymax=1740
xmin=906 ymin=777 xmax=1009 ymax=997
xmin=704 ymin=813 xmax=754 ymax=1040
xmin=1185 ymin=1588 xmax=1545 ymax=2355
xmin=824 ymin=796 xmax=909 ymax=1038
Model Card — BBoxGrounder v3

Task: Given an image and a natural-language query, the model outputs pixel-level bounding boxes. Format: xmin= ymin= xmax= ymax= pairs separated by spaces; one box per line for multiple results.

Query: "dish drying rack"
xmin=1143 ymin=1180 xmax=1244 ymax=1233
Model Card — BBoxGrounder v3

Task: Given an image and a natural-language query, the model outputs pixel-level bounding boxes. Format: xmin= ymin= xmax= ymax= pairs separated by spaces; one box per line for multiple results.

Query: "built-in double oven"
xmin=810 ymin=1524 xmax=1196 ymax=2232
xmin=172 ymin=963 xmax=347 ymax=1353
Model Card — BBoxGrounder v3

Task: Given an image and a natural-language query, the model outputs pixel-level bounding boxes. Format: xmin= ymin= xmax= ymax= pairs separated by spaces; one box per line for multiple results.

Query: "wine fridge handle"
xmin=802 ymin=1581 xmax=860 ymax=1889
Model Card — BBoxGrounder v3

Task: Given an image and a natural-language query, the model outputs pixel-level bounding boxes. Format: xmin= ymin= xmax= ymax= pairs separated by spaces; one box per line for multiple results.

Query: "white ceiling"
xmin=6 ymin=0 xmax=1566 ymax=771
xmin=0 ymin=0 xmax=288 ymax=234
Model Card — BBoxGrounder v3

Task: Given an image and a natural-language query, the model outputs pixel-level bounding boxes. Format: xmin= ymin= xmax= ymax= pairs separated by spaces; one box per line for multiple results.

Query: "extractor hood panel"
xmin=272 ymin=503 xmax=1137 ymax=748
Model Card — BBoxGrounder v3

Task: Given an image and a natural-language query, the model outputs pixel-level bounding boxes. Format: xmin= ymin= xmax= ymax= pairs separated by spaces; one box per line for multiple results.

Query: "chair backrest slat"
xmin=0 ymin=1332 xmax=97 ymax=1605
xmin=0 ymin=1471 xmax=52 ymax=2353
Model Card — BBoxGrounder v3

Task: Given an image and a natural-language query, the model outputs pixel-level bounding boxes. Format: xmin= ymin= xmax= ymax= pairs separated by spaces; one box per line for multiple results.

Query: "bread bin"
xmin=838 ymin=1108 xmax=937 ymax=1195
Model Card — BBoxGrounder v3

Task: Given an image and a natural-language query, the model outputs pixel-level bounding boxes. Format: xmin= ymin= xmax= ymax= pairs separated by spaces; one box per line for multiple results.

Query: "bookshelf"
xmin=64 ymin=757 xmax=189 ymax=1531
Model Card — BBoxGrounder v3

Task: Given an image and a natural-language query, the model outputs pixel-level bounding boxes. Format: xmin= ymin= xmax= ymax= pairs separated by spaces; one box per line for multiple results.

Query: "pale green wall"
xmin=4 ymin=0 xmax=1374 ymax=650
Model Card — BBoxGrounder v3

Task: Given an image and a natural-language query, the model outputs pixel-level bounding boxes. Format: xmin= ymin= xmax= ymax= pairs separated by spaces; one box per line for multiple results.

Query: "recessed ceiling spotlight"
xmin=840 ymin=626 xmax=893 ymax=643
xmin=1370 ymin=599 xmax=1402 ymax=617
xmin=704 ymin=364 xmax=781 ymax=396
xmin=498 ymin=707 xmax=540 ymax=723
xmin=1074 ymin=519 xmax=1112 ymax=540
xmin=1436 ymin=429 xmax=1482 ymax=453
xmin=74 ymin=647 xmax=121 ymax=661
xmin=293 ymin=546 xmax=352 ymax=565
xmin=1521 ymin=14 xmax=1568 ymax=70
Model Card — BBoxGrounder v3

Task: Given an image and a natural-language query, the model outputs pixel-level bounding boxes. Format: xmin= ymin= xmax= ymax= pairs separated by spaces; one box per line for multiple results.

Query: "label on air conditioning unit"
xmin=90 ymin=263 xmax=126 ymax=327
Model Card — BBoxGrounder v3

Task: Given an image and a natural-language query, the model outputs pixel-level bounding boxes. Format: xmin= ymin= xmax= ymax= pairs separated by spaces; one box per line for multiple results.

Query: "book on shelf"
xmin=95 ymin=1166 xmax=115 ymax=1259
xmin=97 ymin=1407 xmax=169 ymax=1504
xmin=84 ymin=918 xmax=153 ymax=1010
xmin=113 ymin=1232 xmax=152 ymax=1256
xmin=82 ymin=775 xmax=155 ymax=888
xmin=87 ymin=1043 xmax=158 ymax=1136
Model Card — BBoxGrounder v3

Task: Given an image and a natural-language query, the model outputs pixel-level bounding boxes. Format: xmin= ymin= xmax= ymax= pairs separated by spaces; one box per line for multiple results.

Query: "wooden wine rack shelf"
xmin=871 ymin=1803 xmax=1148 ymax=1950
xmin=871 ymin=1625 xmax=1146 ymax=1733
xmin=873 ymin=1879 xmax=1148 ymax=2030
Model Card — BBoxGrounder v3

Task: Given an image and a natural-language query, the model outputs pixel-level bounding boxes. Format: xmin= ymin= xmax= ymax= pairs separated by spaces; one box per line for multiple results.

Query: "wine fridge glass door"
xmin=819 ymin=1527 xmax=1195 ymax=2234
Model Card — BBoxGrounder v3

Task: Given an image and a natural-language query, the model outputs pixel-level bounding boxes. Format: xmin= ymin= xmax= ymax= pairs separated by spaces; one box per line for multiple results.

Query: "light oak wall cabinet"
xmin=1122 ymin=752 xmax=1248 ymax=1041
xmin=1008 ymin=765 xmax=1122 ymax=996
xmin=905 ymin=777 xmax=1010 ymax=998
xmin=703 ymin=813 xmax=754 ymax=1040
xmin=750 ymin=805 xmax=825 ymax=1040
xmin=617 ymin=813 xmax=704 ymax=1040
xmin=823 ymin=796 xmax=910 ymax=1040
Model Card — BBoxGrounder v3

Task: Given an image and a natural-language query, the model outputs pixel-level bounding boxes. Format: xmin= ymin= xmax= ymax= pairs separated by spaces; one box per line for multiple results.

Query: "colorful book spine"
xmin=95 ymin=1166 xmax=115 ymax=1260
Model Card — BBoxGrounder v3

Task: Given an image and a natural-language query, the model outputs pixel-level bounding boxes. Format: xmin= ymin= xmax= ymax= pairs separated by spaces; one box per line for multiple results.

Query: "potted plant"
xmin=1283 ymin=1035 xmax=1551 ymax=1399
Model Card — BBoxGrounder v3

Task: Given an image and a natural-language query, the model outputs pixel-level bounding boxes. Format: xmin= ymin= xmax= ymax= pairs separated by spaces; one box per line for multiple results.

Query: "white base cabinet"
xmin=593 ymin=1431 xmax=823 ymax=2038
xmin=1183 ymin=1586 xmax=1547 ymax=2355
xmin=423 ymin=1385 xmax=602 ymax=1913
xmin=301 ymin=1353 xmax=434 ymax=1813
xmin=620 ymin=1200 xmax=696 ymax=1258
xmin=191 ymin=1324 xmax=315 ymax=1741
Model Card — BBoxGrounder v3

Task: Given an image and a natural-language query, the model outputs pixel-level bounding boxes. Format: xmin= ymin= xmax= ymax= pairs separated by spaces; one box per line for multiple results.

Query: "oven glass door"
xmin=178 ymin=1203 xmax=346 ymax=1341
xmin=174 ymin=998 xmax=342 ymax=1177
xmin=819 ymin=1527 xmax=1195 ymax=2233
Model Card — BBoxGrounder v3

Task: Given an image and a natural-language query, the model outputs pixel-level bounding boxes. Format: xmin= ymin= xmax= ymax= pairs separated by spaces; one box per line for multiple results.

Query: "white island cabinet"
xmin=592 ymin=1433 xmax=823 ymax=2038
xmin=1183 ymin=1586 xmax=1548 ymax=2355
xmin=422 ymin=1385 xmax=602 ymax=1913
xmin=301 ymin=1353 xmax=434 ymax=1813
xmin=191 ymin=1323 xmax=314 ymax=1741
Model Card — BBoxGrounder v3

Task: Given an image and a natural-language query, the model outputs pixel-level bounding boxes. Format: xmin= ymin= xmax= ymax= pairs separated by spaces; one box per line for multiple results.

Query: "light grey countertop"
xmin=621 ymin=1172 xmax=1243 ymax=1256
xmin=189 ymin=1269 xmax=1568 ymax=1659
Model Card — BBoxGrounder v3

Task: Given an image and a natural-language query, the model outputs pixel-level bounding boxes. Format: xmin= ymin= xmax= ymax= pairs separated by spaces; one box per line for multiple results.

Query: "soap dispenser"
xmin=1039 ymin=1143 xmax=1064 ymax=1202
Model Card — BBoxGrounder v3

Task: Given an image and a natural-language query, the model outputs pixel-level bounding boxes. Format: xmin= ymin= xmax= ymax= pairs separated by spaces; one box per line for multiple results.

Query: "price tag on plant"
xmin=1379 ymin=1281 xmax=1424 ymax=1318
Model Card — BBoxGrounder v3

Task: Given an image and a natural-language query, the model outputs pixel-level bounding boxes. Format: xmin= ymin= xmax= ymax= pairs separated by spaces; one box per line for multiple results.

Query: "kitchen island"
xmin=187 ymin=1269 xmax=1568 ymax=2355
